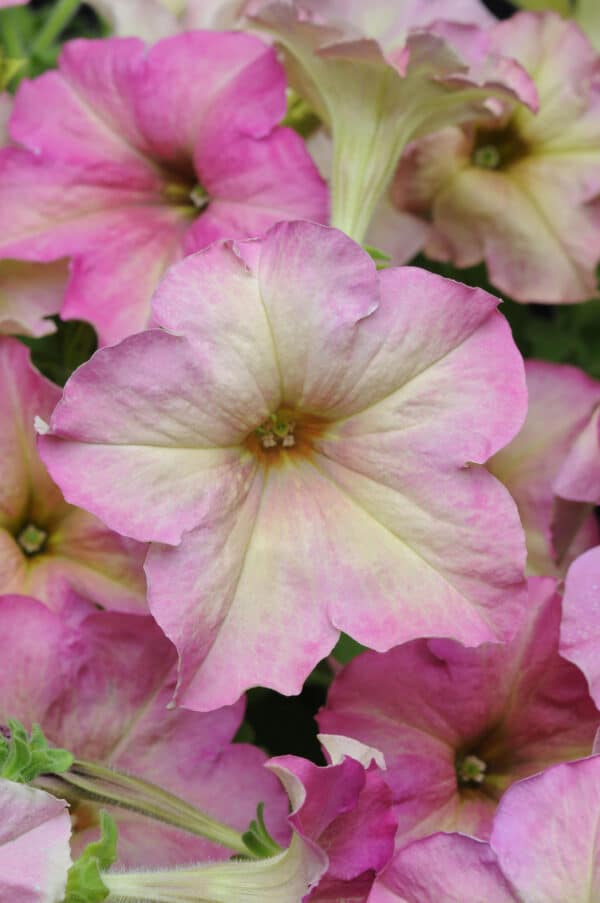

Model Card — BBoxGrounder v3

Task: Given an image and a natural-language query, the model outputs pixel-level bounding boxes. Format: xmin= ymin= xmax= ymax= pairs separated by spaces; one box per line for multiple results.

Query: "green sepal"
xmin=63 ymin=811 xmax=117 ymax=903
xmin=241 ymin=802 xmax=282 ymax=859
xmin=0 ymin=51 xmax=25 ymax=89
xmin=364 ymin=245 xmax=391 ymax=269
xmin=0 ymin=719 xmax=73 ymax=783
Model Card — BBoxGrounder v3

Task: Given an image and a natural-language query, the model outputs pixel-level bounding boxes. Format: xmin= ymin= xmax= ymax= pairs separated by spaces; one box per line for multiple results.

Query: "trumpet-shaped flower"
xmin=488 ymin=361 xmax=600 ymax=576
xmin=0 ymin=780 xmax=72 ymax=903
xmin=269 ymin=735 xmax=396 ymax=897
xmin=104 ymin=737 xmax=394 ymax=902
xmin=368 ymin=756 xmax=600 ymax=903
xmin=561 ymin=546 xmax=600 ymax=709
xmin=319 ymin=578 xmax=600 ymax=846
xmin=0 ymin=337 xmax=146 ymax=611
xmin=0 ymin=595 xmax=289 ymax=867
xmin=39 ymin=221 xmax=528 ymax=710
xmin=0 ymin=31 xmax=327 ymax=345
xmin=88 ymin=0 xmax=249 ymax=41
xmin=252 ymin=0 xmax=536 ymax=243
xmin=0 ymin=96 xmax=66 ymax=338
xmin=391 ymin=11 xmax=600 ymax=303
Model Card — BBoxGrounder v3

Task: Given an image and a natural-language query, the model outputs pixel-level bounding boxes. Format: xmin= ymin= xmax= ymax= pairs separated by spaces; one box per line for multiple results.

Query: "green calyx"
xmin=0 ymin=719 xmax=73 ymax=783
xmin=241 ymin=803 xmax=282 ymax=859
xmin=63 ymin=811 xmax=117 ymax=903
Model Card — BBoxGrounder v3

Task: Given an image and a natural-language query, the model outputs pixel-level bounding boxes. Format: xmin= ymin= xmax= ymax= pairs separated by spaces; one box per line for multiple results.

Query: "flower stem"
xmin=0 ymin=9 xmax=25 ymax=58
xmin=36 ymin=757 xmax=251 ymax=856
xmin=31 ymin=0 xmax=80 ymax=56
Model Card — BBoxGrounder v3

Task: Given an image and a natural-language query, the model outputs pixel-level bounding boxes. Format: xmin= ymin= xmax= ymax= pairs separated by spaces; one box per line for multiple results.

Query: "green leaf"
xmin=332 ymin=633 xmax=366 ymax=665
xmin=64 ymin=812 xmax=117 ymax=903
xmin=0 ymin=719 xmax=73 ymax=783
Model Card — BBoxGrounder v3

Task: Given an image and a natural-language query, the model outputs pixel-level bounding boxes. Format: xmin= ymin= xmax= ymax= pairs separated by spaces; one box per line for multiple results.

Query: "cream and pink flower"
xmin=488 ymin=360 xmax=600 ymax=576
xmin=87 ymin=0 xmax=250 ymax=41
xmin=0 ymin=95 xmax=66 ymax=338
xmin=0 ymin=30 xmax=327 ymax=345
xmin=252 ymin=0 xmax=536 ymax=243
xmin=0 ymin=779 xmax=71 ymax=903
xmin=368 ymin=755 xmax=600 ymax=902
xmin=391 ymin=11 xmax=600 ymax=303
xmin=39 ymin=221 xmax=528 ymax=710
xmin=319 ymin=577 xmax=599 ymax=847
xmin=0 ymin=337 xmax=146 ymax=611
xmin=0 ymin=594 xmax=289 ymax=867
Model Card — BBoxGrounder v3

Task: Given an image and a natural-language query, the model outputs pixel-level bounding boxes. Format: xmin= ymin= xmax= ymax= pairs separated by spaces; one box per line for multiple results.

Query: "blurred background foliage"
xmin=2 ymin=0 xmax=599 ymax=760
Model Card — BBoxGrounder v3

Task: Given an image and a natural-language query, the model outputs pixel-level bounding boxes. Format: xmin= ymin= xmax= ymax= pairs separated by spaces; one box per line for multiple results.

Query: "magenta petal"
xmin=369 ymin=834 xmax=517 ymax=903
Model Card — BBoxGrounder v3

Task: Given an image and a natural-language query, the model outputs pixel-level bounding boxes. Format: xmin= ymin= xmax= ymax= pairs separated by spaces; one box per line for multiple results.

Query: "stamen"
xmin=17 ymin=523 xmax=48 ymax=556
xmin=457 ymin=754 xmax=487 ymax=785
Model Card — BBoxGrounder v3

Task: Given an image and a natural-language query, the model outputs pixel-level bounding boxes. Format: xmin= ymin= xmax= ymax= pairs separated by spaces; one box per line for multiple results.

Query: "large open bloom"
xmin=39 ymin=221 xmax=528 ymax=710
xmin=0 ymin=780 xmax=71 ymax=903
xmin=0 ymin=31 xmax=327 ymax=345
xmin=391 ymin=11 xmax=600 ymax=303
xmin=368 ymin=756 xmax=600 ymax=902
xmin=561 ymin=545 xmax=600 ymax=709
xmin=0 ymin=594 xmax=289 ymax=867
xmin=252 ymin=0 xmax=536 ymax=243
xmin=0 ymin=337 xmax=146 ymax=611
xmin=488 ymin=360 xmax=600 ymax=576
xmin=319 ymin=577 xmax=599 ymax=846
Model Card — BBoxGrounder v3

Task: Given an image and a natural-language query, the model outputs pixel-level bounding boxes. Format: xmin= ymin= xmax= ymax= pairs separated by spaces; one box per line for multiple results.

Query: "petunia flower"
xmin=0 ymin=594 xmax=289 ymax=867
xmin=0 ymin=31 xmax=327 ymax=345
xmin=39 ymin=220 xmax=528 ymax=710
xmin=488 ymin=360 xmax=600 ymax=577
xmin=102 ymin=736 xmax=392 ymax=902
xmin=561 ymin=545 xmax=600 ymax=710
xmin=0 ymin=94 xmax=66 ymax=338
xmin=390 ymin=11 xmax=600 ymax=303
xmin=251 ymin=0 xmax=536 ymax=243
xmin=269 ymin=735 xmax=397 ymax=899
xmin=87 ymin=0 xmax=250 ymax=41
xmin=319 ymin=577 xmax=600 ymax=846
xmin=368 ymin=755 xmax=600 ymax=902
xmin=0 ymin=337 xmax=146 ymax=611
xmin=0 ymin=779 xmax=72 ymax=903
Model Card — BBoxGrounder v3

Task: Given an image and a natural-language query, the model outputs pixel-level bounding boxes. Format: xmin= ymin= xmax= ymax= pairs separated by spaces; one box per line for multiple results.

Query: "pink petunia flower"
xmin=0 ymin=779 xmax=72 ymax=903
xmin=0 ymin=337 xmax=147 ymax=611
xmin=561 ymin=545 xmax=600 ymax=709
xmin=87 ymin=0 xmax=252 ymax=41
xmin=0 ymin=31 xmax=327 ymax=345
xmin=488 ymin=360 xmax=600 ymax=577
xmin=368 ymin=755 xmax=600 ymax=902
xmin=0 ymin=594 xmax=289 ymax=867
xmin=0 ymin=94 xmax=66 ymax=338
xmin=319 ymin=577 xmax=600 ymax=846
xmin=269 ymin=736 xmax=397 ymax=899
xmin=102 ymin=737 xmax=393 ymax=902
xmin=391 ymin=11 xmax=600 ymax=303
xmin=252 ymin=0 xmax=536 ymax=243
xmin=39 ymin=221 xmax=528 ymax=711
